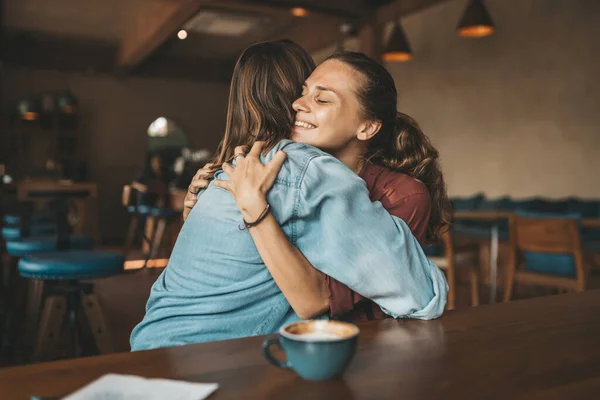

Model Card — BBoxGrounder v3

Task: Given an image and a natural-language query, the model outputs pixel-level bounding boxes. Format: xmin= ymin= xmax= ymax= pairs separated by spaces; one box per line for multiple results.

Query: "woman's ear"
xmin=357 ymin=120 xmax=382 ymax=141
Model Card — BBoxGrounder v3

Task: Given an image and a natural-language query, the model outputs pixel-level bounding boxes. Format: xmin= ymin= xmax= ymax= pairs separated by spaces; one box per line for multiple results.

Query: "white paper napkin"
xmin=63 ymin=373 xmax=218 ymax=400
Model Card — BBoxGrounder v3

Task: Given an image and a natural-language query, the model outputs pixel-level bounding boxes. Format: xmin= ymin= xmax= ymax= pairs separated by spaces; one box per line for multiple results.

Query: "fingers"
xmin=247 ymin=141 xmax=265 ymax=159
xmin=194 ymin=168 xmax=214 ymax=180
xmin=213 ymin=179 xmax=230 ymax=191
xmin=189 ymin=178 xmax=209 ymax=192
xmin=184 ymin=190 xmax=197 ymax=202
xmin=222 ymin=162 xmax=234 ymax=176
xmin=184 ymin=199 xmax=197 ymax=209
xmin=264 ymin=150 xmax=287 ymax=188
xmin=182 ymin=208 xmax=191 ymax=222
xmin=202 ymin=162 xmax=216 ymax=170
xmin=268 ymin=150 xmax=287 ymax=174
xmin=234 ymin=145 xmax=248 ymax=156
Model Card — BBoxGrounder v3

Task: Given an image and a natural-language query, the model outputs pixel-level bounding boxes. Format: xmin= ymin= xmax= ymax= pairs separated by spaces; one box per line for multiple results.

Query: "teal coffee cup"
xmin=262 ymin=320 xmax=359 ymax=381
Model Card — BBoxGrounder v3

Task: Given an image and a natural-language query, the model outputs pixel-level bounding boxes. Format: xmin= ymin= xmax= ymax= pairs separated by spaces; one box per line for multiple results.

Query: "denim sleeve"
xmin=294 ymin=155 xmax=448 ymax=320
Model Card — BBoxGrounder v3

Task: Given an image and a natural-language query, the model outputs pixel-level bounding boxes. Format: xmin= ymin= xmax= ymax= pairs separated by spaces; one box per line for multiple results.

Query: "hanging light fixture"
xmin=57 ymin=91 xmax=78 ymax=114
xmin=17 ymin=94 xmax=40 ymax=121
xmin=457 ymin=0 xmax=494 ymax=38
xmin=383 ymin=21 xmax=412 ymax=62
xmin=290 ymin=7 xmax=309 ymax=17
xmin=177 ymin=29 xmax=188 ymax=40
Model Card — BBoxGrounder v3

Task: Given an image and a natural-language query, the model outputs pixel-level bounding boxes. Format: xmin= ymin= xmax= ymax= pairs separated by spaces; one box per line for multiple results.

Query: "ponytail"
xmin=368 ymin=112 xmax=452 ymax=243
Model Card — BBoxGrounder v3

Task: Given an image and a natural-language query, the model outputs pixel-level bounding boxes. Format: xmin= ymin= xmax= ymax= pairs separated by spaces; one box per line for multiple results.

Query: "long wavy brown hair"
xmin=211 ymin=40 xmax=316 ymax=168
xmin=326 ymin=52 xmax=452 ymax=243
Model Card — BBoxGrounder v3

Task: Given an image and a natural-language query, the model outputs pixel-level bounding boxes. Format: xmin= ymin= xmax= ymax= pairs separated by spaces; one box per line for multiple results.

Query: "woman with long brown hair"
xmin=131 ymin=41 xmax=446 ymax=350
xmin=185 ymin=51 xmax=452 ymax=322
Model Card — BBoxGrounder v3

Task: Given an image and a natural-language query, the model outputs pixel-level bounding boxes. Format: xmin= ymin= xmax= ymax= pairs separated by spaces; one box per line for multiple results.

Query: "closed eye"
xmin=316 ymin=98 xmax=329 ymax=104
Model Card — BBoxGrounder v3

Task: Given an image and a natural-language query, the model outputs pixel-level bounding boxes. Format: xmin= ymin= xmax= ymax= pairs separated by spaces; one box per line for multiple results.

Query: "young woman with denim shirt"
xmin=130 ymin=41 xmax=448 ymax=351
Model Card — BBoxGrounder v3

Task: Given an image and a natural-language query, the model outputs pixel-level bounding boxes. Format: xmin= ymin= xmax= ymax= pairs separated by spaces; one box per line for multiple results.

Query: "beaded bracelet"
xmin=238 ymin=203 xmax=271 ymax=230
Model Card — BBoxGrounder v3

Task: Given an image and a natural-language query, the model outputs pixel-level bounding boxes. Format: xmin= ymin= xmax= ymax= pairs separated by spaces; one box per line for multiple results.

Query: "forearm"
xmin=248 ymin=213 xmax=329 ymax=319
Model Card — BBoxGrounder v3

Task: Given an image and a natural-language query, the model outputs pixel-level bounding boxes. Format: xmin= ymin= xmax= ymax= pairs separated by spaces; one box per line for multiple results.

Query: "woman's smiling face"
xmin=291 ymin=59 xmax=370 ymax=153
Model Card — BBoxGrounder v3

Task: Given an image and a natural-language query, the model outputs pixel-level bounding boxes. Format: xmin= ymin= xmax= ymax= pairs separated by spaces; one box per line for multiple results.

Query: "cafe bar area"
xmin=1 ymin=0 xmax=599 ymax=398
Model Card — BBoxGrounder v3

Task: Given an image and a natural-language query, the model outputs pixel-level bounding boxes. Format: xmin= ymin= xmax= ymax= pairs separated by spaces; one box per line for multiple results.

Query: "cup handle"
xmin=262 ymin=336 xmax=290 ymax=369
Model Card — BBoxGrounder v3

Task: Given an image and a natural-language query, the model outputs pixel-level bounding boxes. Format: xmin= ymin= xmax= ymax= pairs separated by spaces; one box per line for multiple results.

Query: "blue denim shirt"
xmin=130 ymin=140 xmax=447 ymax=350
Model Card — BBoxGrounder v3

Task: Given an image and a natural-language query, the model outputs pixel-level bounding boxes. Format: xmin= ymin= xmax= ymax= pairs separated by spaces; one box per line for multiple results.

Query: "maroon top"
xmin=325 ymin=162 xmax=432 ymax=322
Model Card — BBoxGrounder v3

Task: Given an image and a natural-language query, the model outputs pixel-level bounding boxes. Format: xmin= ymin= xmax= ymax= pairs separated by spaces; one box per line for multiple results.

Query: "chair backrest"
xmin=510 ymin=214 xmax=586 ymax=287
xmin=512 ymin=216 xmax=581 ymax=255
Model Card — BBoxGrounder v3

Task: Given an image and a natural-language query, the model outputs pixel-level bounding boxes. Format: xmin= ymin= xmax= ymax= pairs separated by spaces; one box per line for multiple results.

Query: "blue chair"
xmin=18 ymin=251 xmax=124 ymax=361
xmin=504 ymin=212 xmax=588 ymax=302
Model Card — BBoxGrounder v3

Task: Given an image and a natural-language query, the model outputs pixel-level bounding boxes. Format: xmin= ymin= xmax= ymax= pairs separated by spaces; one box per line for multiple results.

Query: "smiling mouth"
xmin=294 ymin=120 xmax=316 ymax=129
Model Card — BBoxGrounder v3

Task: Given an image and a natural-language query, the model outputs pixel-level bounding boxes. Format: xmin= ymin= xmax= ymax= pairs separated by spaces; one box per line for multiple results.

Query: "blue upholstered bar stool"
xmin=18 ymin=251 xmax=124 ymax=361
xmin=4 ymin=234 xmax=95 ymax=358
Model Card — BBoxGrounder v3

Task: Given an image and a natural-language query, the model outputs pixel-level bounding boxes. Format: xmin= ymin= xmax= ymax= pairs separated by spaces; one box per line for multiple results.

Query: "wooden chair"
xmin=122 ymin=184 xmax=177 ymax=265
xmin=122 ymin=184 xmax=157 ymax=258
xmin=427 ymin=230 xmax=480 ymax=310
xmin=504 ymin=214 xmax=589 ymax=302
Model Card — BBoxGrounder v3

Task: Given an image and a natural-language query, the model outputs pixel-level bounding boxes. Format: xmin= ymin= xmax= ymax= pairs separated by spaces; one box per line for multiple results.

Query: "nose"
xmin=292 ymin=95 xmax=309 ymax=113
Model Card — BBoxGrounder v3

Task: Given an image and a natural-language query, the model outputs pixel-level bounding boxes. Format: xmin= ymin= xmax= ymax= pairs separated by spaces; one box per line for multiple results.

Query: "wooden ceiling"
xmin=2 ymin=0 xmax=451 ymax=82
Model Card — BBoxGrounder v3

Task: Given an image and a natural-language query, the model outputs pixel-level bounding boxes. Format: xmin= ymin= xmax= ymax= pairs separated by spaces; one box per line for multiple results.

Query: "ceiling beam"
xmin=117 ymin=0 xmax=209 ymax=71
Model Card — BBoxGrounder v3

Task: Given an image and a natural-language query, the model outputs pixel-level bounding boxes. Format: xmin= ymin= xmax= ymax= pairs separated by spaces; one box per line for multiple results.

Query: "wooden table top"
xmin=2 ymin=291 xmax=600 ymax=399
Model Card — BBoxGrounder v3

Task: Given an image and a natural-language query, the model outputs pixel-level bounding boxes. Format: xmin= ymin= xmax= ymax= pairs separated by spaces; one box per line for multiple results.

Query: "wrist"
xmin=238 ymin=196 xmax=268 ymax=221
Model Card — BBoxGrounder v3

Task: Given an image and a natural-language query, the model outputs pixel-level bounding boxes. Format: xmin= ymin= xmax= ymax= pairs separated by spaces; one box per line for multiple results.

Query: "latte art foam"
xmin=296 ymin=332 xmax=341 ymax=341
